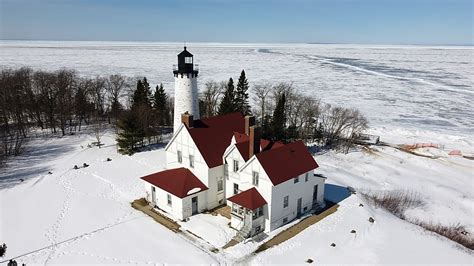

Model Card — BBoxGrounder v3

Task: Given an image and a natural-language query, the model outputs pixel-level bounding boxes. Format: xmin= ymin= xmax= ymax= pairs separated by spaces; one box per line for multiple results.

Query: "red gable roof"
xmin=227 ymin=187 xmax=267 ymax=210
xmin=141 ymin=167 xmax=208 ymax=198
xmin=233 ymin=132 xmax=249 ymax=143
xmin=256 ymin=141 xmax=319 ymax=186
xmin=235 ymin=138 xmax=285 ymax=162
xmin=186 ymin=113 xmax=245 ymax=168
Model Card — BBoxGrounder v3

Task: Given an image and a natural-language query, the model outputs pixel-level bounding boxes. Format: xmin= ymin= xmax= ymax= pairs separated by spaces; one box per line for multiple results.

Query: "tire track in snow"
xmin=1 ymin=214 xmax=145 ymax=264
xmin=56 ymin=250 xmax=156 ymax=265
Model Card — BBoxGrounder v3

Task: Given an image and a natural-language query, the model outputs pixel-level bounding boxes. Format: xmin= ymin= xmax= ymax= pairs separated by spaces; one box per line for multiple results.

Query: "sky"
xmin=0 ymin=0 xmax=472 ymax=45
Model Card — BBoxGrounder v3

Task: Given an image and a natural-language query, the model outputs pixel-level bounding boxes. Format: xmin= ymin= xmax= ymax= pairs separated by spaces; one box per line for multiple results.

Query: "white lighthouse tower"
xmin=173 ymin=46 xmax=200 ymax=132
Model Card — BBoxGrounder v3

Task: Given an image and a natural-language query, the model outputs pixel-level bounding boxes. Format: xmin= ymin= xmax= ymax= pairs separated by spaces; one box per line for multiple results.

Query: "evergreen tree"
xmin=116 ymin=111 xmax=142 ymax=155
xmin=153 ymin=83 xmax=167 ymax=128
xmin=131 ymin=78 xmax=151 ymax=109
xmin=218 ymin=77 xmax=236 ymax=115
xmin=271 ymin=92 xmax=286 ymax=141
xmin=235 ymin=70 xmax=251 ymax=115
xmin=128 ymin=78 xmax=153 ymax=146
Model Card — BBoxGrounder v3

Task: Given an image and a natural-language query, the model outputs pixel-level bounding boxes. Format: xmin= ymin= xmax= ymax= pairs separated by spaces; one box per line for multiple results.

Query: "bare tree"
xmin=200 ymin=80 xmax=224 ymax=118
xmin=251 ymin=83 xmax=272 ymax=123
xmin=54 ymin=69 xmax=76 ymax=135
xmin=106 ymin=74 xmax=128 ymax=123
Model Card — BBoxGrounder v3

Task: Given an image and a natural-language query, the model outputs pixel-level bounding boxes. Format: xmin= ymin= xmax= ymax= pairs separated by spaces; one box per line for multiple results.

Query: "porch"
xmin=227 ymin=187 xmax=267 ymax=238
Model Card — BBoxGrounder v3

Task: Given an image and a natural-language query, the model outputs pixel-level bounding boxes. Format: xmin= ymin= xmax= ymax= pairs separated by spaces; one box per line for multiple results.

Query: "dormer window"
xmin=185 ymin=57 xmax=193 ymax=64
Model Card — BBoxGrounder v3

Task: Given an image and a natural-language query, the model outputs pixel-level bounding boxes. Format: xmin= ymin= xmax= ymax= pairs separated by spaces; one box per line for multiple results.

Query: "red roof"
xmin=235 ymin=137 xmax=285 ymax=162
xmin=233 ymin=132 xmax=249 ymax=143
xmin=141 ymin=168 xmax=208 ymax=198
xmin=186 ymin=113 xmax=245 ymax=168
xmin=227 ymin=187 xmax=267 ymax=210
xmin=256 ymin=141 xmax=319 ymax=186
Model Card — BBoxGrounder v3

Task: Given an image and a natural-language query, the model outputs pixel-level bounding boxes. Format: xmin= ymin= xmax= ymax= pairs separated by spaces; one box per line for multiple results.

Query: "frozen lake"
xmin=1 ymin=40 xmax=473 ymax=136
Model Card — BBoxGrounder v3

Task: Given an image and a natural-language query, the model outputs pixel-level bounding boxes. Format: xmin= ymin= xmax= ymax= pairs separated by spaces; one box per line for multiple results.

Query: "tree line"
xmin=0 ymin=67 xmax=173 ymax=163
xmin=1 ymin=66 xmax=368 ymax=163
xmin=200 ymin=71 xmax=368 ymax=151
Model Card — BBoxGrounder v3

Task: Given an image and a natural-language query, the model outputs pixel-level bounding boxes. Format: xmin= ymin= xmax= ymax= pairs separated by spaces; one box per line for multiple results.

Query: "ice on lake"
xmin=1 ymin=40 xmax=473 ymax=136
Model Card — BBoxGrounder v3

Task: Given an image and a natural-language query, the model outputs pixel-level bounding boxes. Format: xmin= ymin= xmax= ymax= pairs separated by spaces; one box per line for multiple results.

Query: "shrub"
xmin=412 ymin=221 xmax=473 ymax=250
xmin=360 ymin=190 xmax=424 ymax=219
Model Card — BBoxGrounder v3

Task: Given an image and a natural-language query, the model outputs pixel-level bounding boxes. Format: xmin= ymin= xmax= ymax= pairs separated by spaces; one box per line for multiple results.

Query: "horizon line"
xmin=1 ymin=38 xmax=473 ymax=47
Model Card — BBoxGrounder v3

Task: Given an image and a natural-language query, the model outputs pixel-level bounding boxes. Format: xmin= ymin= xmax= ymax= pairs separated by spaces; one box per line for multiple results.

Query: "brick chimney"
xmin=245 ymin=115 xmax=255 ymax=135
xmin=249 ymin=126 xmax=261 ymax=158
xmin=181 ymin=112 xmax=194 ymax=128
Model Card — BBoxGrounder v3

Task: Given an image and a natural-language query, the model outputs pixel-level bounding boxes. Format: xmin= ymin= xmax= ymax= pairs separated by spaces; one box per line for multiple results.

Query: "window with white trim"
xmin=167 ymin=194 xmax=172 ymax=206
xmin=252 ymin=171 xmax=259 ymax=186
xmin=283 ymin=195 xmax=289 ymax=208
xmin=305 ymin=172 xmax=309 ymax=182
xmin=233 ymin=160 xmax=239 ymax=172
xmin=294 ymin=176 xmax=299 ymax=183
xmin=189 ymin=155 xmax=194 ymax=168
xmin=177 ymin=150 xmax=182 ymax=163
xmin=217 ymin=179 xmax=223 ymax=192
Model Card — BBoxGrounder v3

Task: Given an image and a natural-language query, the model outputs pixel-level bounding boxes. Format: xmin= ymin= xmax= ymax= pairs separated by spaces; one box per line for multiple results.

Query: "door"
xmin=313 ymin=185 xmax=319 ymax=207
xmin=297 ymin=197 xmax=302 ymax=216
xmin=191 ymin=196 xmax=198 ymax=215
xmin=151 ymin=186 xmax=156 ymax=204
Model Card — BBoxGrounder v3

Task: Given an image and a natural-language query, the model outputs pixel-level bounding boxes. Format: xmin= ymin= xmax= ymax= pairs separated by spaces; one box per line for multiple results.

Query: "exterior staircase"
xmin=235 ymin=214 xmax=252 ymax=242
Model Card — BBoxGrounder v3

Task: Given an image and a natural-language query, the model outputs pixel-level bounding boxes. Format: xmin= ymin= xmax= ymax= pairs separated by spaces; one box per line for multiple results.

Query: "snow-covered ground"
xmin=1 ymin=41 xmax=473 ymax=264
xmin=1 ymin=129 xmax=472 ymax=264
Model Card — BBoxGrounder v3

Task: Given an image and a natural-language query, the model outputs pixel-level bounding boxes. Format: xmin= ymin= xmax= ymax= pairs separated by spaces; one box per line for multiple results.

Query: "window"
xmin=305 ymin=173 xmax=309 ymax=182
xmin=294 ymin=176 xmax=299 ymax=183
xmin=252 ymin=171 xmax=259 ymax=186
xmin=177 ymin=150 xmax=182 ymax=163
xmin=233 ymin=160 xmax=239 ymax=172
xmin=217 ymin=179 xmax=223 ymax=192
xmin=167 ymin=194 xmax=172 ymax=206
xmin=255 ymin=225 xmax=262 ymax=233
xmin=185 ymin=56 xmax=192 ymax=64
xmin=152 ymin=186 xmax=155 ymax=192
xmin=233 ymin=183 xmax=239 ymax=195
xmin=283 ymin=195 xmax=289 ymax=208
xmin=283 ymin=217 xmax=288 ymax=224
xmin=189 ymin=155 xmax=194 ymax=168
xmin=253 ymin=207 xmax=264 ymax=220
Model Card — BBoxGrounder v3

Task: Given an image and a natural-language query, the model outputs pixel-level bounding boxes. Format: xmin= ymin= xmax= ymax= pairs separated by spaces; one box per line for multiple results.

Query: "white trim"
xmin=222 ymin=144 xmax=237 ymax=160
xmin=238 ymin=155 xmax=256 ymax=173
xmin=165 ymin=123 xmax=185 ymax=151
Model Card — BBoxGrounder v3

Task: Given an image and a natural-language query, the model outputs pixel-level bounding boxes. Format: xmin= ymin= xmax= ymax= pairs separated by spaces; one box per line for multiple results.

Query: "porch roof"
xmin=141 ymin=167 xmax=208 ymax=198
xmin=227 ymin=187 xmax=267 ymax=211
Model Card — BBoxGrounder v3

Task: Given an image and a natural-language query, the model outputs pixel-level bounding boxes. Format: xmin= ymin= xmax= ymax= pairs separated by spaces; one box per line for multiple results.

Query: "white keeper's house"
xmin=141 ymin=47 xmax=326 ymax=237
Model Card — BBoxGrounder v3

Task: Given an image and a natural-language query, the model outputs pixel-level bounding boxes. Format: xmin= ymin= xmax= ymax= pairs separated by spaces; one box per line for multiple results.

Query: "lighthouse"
xmin=173 ymin=46 xmax=200 ymax=132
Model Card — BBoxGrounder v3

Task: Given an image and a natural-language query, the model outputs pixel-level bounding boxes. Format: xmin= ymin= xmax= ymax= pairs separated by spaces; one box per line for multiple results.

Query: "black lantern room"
xmin=173 ymin=46 xmax=198 ymax=77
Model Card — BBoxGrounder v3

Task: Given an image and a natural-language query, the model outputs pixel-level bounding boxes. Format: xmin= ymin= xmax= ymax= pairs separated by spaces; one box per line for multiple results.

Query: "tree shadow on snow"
xmin=324 ymin=184 xmax=351 ymax=204
xmin=0 ymin=143 xmax=76 ymax=189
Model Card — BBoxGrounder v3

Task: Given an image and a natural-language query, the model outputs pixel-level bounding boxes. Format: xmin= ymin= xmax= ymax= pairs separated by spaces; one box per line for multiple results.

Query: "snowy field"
xmin=1 ymin=131 xmax=472 ymax=264
xmin=1 ymin=41 xmax=473 ymax=264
